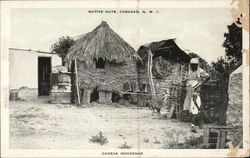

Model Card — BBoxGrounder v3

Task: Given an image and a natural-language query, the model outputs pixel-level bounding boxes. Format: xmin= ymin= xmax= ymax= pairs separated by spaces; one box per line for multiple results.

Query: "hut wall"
xmin=137 ymin=59 xmax=188 ymax=110
xmin=76 ymin=60 xmax=138 ymax=101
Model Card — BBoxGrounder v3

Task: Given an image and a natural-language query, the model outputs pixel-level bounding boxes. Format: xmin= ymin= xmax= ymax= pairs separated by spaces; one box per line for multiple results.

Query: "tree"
xmin=211 ymin=57 xmax=233 ymax=78
xmin=51 ymin=36 xmax=75 ymax=66
xmin=209 ymin=23 xmax=242 ymax=125
xmin=209 ymin=23 xmax=242 ymax=78
xmin=222 ymin=23 xmax=242 ymax=68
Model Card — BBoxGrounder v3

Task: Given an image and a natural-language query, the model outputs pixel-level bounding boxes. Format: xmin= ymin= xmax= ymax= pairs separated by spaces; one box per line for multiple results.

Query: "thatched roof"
xmin=66 ymin=21 xmax=140 ymax=64
xmin=137 ymin=39 xmax=190 ymax=63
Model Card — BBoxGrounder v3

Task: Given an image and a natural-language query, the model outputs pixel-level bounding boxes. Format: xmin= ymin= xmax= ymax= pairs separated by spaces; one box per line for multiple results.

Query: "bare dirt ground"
xmin=9 ymin=97 xmax=203 ymax=149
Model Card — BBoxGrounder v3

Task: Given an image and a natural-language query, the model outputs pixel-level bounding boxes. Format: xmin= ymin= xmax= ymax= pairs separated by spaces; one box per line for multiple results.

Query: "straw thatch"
xmin=137 ymin=39 xmax=190 ymax=63
xmin=66 ymin=21 xmax=140 ymax=64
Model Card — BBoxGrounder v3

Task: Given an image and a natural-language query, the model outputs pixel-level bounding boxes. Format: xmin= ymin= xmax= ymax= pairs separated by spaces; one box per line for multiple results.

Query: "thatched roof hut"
xmin=66 ymin=21 xmax=139 ymax=104
xmin=66 ymin=21 xmax=140 ymax=64
xmin=136 ymin=39 xmax=190 ymax=110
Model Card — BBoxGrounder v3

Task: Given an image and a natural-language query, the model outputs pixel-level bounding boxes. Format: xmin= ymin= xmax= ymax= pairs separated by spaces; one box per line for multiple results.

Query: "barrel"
xmin=50 ymin=73 xmax=71 ymax=85
xmin=57 ymin=73 xmax=71 ymax=83
xmin=10 ymin=89 xmax=19 ymax=101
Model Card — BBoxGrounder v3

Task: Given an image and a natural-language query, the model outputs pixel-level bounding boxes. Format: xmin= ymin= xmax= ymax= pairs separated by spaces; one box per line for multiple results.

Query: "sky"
xmin=10 ymin=8 xmax=232 ymax=63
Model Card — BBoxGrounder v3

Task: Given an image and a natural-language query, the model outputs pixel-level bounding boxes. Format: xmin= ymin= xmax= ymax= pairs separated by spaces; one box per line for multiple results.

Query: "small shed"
xmin=137 ymin=39 xmax=190 ymax=115
xmin=65 ymin=21 xmax=140 ymax=104
xmin=9 ymin=48 xmax=61 ymax=99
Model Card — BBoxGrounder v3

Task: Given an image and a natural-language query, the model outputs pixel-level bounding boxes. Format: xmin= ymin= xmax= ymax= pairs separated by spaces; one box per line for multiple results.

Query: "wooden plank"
xmin=167 ymin=104 xmax=176 ymax=119
xmin=211 ymin=128 xmax=220 ymax=133
xmin=99 ymin=91 xmax=106 ymax=103
xmin=82 ymin=89 xmax=91 ymax=104
xmin=221 ymin=129 xmax=232 ymax=132
xmin=204 ymin=126 xmax=233 ymax=149
xmin=203 ymin=126 xmax=210 ymax=144
xmin=123 ymin=92 xmax=159 ymax=95
xmin=205 ymin=125 xmax=234 ymax=129
xmin=175 ymin=99 xmax=179 ymax=119
xmin=216 ymin=130 xmax=221 ymax=149
xmin=220 ymin=131 xmax=227 ymax=148
xmin=105 ymin=91 xmax=112 ymax=103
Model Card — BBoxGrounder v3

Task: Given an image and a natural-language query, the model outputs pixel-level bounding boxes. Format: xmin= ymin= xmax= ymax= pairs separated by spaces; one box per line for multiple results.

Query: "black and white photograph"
xmin=1 ymin=0 xmax=249 ymax=157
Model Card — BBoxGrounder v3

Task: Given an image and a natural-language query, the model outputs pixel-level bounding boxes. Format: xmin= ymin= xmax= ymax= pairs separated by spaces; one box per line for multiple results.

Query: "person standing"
xmin=183 ymin=58 xmax=210 ymax=132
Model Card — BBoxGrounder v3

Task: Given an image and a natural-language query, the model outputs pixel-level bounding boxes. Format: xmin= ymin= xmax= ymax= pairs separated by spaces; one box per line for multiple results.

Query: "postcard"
xmin=1 ymin=0 xmax=249 ymax=157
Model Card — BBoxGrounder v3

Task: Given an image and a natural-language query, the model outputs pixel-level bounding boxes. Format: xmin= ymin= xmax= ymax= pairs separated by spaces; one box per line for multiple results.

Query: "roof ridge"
xmin=66 ymin=21 xmax=139 ymax=64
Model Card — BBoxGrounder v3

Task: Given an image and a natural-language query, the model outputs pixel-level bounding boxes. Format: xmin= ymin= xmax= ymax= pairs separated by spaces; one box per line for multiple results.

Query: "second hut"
xmin=66 ymin=21 xmax=140 ymax=104
xmin=136 ymin=39 xmax=190 ymax=117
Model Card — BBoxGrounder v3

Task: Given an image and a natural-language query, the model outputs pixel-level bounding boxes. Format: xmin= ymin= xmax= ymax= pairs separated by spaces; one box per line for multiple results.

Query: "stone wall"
xmin=178 ymin=79 xmax=229 ymax=124
xmin=226 ymin=65 xmax=243 ymax=147
xmin=200 ymin=80 xmax=228 ymax=124
xmin=76 ymin=59 xmax=138 ymax=103
xmin=227 ymin=66 xmax=242 ymax=126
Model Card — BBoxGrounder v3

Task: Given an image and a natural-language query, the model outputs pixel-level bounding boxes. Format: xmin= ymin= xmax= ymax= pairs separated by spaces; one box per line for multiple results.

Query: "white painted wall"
xmin=9 ymin=48 xmax=61 ymax=90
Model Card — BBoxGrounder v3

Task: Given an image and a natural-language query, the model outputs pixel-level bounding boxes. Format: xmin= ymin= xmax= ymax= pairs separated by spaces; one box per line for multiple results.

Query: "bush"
xmin=163 ymin=135 xmax=205 ymax=149
xmin=150 ymin=96 xmax=164 ymax=113
xmin=165 ymin=129 xmax=186 ymax=142
xmin=89 ymin=132 xmax=108 ymax=145
xmin=118 ymin=142 xmax=132 ymax=149
xmin=183 ymin=135 xmax=204 ymax=148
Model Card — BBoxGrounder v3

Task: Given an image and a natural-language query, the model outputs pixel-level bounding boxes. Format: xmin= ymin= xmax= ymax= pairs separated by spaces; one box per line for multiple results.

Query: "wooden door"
xmin=38 ymin=57 xmax=51 ymax=95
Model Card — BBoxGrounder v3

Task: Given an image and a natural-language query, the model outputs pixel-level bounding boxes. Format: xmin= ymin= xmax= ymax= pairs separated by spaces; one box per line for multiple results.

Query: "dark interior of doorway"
xmin=90 ymin=87 xmax=99 ymax=102
xmin=112 ymin=92 xmax=120 ymax=102
xmin=38 ymin=57 xmax=51 ymax=96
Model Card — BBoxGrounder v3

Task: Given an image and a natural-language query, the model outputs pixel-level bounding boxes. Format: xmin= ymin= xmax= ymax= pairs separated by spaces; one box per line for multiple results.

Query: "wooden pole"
xmin=74 ymin=59 xmax=81 ymax=105
xmin=147 ymin=52 xmax=151 ymax=91
xmin=147 ymin=49 xmax=156 ymax=99
xmin=150 ymin=52 xmax=156 ymax=97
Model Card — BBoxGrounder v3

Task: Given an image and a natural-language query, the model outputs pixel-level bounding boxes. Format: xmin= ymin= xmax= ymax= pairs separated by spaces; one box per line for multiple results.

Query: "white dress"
xmin=190 ymin=91 xmax=201 ymax=115
xmin=184 ymin=68 xmax=209 ymax=114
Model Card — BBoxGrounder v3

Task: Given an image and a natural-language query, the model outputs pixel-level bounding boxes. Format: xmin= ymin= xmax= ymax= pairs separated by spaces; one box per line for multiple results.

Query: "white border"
xmin=1 ymin=0 xmax=249 ymax=157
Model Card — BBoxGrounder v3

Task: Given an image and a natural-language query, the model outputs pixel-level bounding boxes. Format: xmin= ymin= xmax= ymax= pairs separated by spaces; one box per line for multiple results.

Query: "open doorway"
xmin=112 ymin=92 xmax=120 ymax=102
xmin=38 ymin=57 xmax=51 ymax=96
xmin=90 ymin=87 xmax=99 ymax=102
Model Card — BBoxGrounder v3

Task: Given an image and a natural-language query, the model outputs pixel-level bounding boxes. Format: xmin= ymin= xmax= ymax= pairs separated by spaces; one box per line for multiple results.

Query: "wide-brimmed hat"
xmin=190 ymin=58 xmax=199 ymax=64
